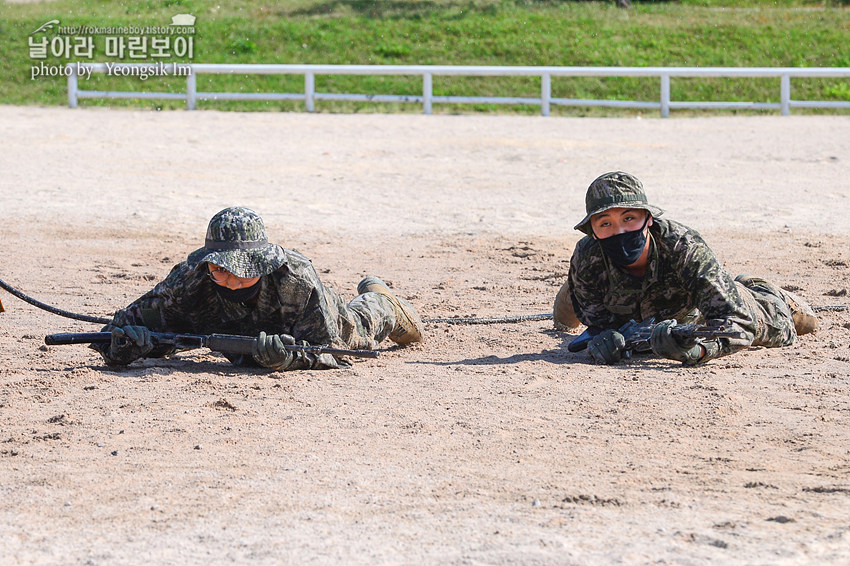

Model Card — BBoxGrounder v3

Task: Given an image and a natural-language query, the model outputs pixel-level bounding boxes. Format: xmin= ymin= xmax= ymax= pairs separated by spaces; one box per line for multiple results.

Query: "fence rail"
xmin=66 ymin=63 xmax=850 ymax=117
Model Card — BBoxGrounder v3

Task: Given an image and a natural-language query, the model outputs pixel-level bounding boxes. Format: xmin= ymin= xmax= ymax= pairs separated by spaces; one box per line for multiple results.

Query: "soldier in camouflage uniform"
xmin=553 ymin=171 xmax=817 ymax=366
xmin=95 ymin=206 xmax=424 ymax=371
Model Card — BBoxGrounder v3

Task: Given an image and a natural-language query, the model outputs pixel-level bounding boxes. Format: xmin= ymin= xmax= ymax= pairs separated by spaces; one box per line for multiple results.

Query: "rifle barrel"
xmin=45 ymin=332 xmax=111 ymax=345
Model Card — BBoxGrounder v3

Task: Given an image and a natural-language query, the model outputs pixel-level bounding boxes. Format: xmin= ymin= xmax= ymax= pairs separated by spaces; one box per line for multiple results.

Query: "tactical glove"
xmin=650 ymin=319 xmax=704 ymax=365
xmin=587 ymin=328 xmax=627 ymax=365
xmin=108 ymin=325 xmax=154 ymax=365
xmin=253 ymin=331 xmax=296 ymax=370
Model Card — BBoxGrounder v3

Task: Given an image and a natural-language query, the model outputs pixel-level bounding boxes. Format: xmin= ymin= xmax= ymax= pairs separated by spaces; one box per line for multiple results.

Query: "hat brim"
xmin=186 ymin=243 xmax=287 ymax=278
xmin=574 ymin=203 xmax=664 ymax=235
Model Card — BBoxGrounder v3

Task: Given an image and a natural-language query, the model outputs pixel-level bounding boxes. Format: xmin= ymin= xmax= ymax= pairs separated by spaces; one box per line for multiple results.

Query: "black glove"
xmin=109 ymin=325 xmax=153 ymax=365
xmin=252 ymin=331 xmax=296 ymax=370
xmin=650 ymin=319 xmax=704 ymax=365
xmin=587 ymin=328 xmax=627 ymax=364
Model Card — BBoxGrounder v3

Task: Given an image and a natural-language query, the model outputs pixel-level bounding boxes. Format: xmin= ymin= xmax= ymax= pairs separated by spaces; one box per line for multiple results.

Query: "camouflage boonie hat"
xmin=186 ymin=207 xmax=287 ymax=278
xmin=574 ymin=171 xmax=664 ymax=235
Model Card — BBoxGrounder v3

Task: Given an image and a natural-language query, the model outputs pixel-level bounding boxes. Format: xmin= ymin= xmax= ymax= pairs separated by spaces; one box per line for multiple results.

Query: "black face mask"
xmin=214 ymin=281 xmax=261 ymax=303
xmin=595 ymin=216 xmax=650 ymax=267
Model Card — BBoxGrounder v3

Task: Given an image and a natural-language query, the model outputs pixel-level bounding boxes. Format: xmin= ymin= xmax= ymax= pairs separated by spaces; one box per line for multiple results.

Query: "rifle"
xmin=567 ymin=318 xmax=742 ymax=356
xmin=567 ymin=326 xmax=603 ymax=352
xmin=44 ymin=331 xmax=379 ymax=359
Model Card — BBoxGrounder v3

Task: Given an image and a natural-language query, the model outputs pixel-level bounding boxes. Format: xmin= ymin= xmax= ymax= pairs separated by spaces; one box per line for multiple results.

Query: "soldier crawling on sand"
xmin=92 ymin=206 xmax=424 ymax=371
xmin=554 ymin=171 xmax=818 ymax=366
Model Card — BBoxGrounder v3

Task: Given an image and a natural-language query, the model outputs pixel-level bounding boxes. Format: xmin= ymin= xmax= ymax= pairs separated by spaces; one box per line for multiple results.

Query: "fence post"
xmin=186 ymin=69 xmax=196 ymax=110
xmin=305 ymin=71 xmax=315 ymax=112
xmin=67 ymin=63 xmax=78 ymax=108
xmin=541 ymin=73 xmax=551 ymax=117
xmin=660 ymin=73 xmax=670 ymax=118
xmin=780 ymin=73 xmax=791 ymax=116
xmin=423 ymin=72 xmax=433 ymax=115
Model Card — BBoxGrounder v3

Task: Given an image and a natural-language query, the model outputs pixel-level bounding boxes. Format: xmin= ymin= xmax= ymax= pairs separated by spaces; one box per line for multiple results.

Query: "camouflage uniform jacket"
xmin=568 ymin=218 xmax=756 ymax=360
xmin=97 ymin=249 xmax=344 ymax=369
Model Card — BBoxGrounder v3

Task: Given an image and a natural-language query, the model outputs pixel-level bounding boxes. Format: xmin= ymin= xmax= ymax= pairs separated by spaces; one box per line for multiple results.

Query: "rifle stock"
xmin=567 ymin=326 xmax=603 ymax=352
xmin=44 ymin=331 xmax=379 ymax=359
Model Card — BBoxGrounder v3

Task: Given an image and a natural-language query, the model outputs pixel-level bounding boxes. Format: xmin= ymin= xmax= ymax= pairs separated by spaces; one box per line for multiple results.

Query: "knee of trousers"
xmin=735 ymin=282 xmax=796 ymax=348
xmin=347 ymin=292 xmax=396 ymax=340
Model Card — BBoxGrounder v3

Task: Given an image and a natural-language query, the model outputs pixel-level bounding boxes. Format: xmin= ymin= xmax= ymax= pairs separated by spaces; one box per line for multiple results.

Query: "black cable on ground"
xmin=424 ymin=304 xmax=847 ymax=325
xmin=812 ymin=305 xmax=849 ymax=312
xmin=0 ymin=277 xmax=111 ymax=325
xmin=1 ymin=274 xmax=846 ymax=327
xmin=422 ymin=313 xmax=553 ymax=325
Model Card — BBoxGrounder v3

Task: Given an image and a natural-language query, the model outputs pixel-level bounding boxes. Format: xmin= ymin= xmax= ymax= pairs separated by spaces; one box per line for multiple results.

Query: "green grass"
xmin=1 ymin=0 xmax=849 ymax=116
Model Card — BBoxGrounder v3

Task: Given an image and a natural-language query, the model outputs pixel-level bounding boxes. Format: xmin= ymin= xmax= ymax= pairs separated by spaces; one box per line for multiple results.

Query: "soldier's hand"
xmin=253 ymin=331 xmax=296 ymax=370
xmin=587 ymin=329 xmax=626 ymax=364
xmin=109 ymin=325 xmax=153 ymax=364
xmin=650 ymin=319 xmax=704 ymax=365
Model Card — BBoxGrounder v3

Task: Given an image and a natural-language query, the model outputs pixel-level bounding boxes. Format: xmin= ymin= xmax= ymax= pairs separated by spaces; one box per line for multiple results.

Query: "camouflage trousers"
xmin=734 ymin=276 xmax=796 ymax=348
xmin=326 ymin=289 xmax=396 ymax=350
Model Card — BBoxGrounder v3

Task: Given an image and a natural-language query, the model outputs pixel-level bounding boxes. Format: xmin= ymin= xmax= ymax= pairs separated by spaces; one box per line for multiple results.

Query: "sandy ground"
xmin=0 ymin=106 xmax=849 ymax=565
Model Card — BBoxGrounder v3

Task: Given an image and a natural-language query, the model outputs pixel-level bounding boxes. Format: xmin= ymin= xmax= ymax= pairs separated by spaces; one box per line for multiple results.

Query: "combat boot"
xmin=782 ymin=289 xmax=819 ymax=335
xmin=553 ymin=279 xmax=581 ymax=330
xmin=735 ymin=275 xmax=818 ymax=336
xmin=358 ymin=276 xmax=424 ymax=345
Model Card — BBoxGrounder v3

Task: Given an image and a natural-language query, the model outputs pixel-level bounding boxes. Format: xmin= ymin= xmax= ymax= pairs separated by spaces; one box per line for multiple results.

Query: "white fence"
xmin=66 ymin=63 xmax=850 ymax=117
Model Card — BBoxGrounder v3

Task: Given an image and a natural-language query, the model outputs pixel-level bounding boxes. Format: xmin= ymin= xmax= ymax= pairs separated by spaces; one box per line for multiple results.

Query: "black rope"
xmin=0 ymin=277 xmax=111 ymax=325
xmin=423 ymin=313 xmax=553 ymax=325
xmin=812 ymin=305 xmax=849 ymax=312
xmin=424 ymin=304 xmax=847 ymax=325
xmin=1 ymin=273 xmax=845 ymax=328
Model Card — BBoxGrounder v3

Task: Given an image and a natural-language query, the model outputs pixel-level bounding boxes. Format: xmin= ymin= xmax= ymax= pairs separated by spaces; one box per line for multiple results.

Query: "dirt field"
xmin=1 ymin=106 xmax=848 ymax=565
